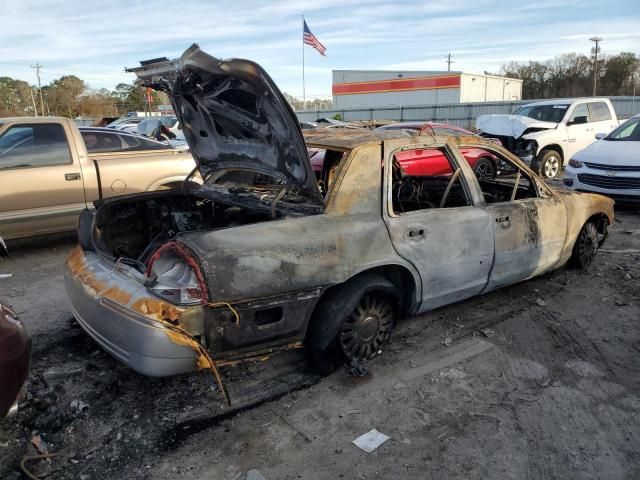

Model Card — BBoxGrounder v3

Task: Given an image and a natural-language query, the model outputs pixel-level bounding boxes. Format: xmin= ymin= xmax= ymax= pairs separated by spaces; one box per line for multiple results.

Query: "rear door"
xmin=383 ymin=143 xmax=494 ymax=312
xmin=0 ymin=122 xmax=86 ymax=239
xmin=467 ymin=145 xmax=568 ymax=289
xmin=588 ymin=101 xmax=618 ymax=137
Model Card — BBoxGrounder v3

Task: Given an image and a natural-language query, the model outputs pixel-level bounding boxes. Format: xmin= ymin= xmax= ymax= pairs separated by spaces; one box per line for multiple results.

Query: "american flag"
xmin=303 ymin=20 xmax=326 ymax=56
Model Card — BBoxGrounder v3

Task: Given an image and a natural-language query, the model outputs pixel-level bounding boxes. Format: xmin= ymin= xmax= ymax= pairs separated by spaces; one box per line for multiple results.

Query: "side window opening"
xmin=589 ymin=102 xmax=612 ymax=122
xmin=0 ymin=123 xmax=71 ymax=168
xmin=391 ymin=148 xmax=470 ymax=214
xmin=568 ymin=103 xmax=590 ymax=125
xmin=472 ymin=147 xmax=538 ymax=203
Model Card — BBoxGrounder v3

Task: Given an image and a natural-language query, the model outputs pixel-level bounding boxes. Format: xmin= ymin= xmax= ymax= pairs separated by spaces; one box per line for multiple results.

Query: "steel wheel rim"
xmin=339 ymin=293 xmax=394 ymax=360
xmin=544 ymin=156 xmax=560 ymax=178
xmin=578 ymin=223 xmax=598 ymax=268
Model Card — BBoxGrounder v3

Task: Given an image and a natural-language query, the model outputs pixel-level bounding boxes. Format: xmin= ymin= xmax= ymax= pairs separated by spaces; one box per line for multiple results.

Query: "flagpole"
xmin=302 ymin=14 xmax=306 ymax=107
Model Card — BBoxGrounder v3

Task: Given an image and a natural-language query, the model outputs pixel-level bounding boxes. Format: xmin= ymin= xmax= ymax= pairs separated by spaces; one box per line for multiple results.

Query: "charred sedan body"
xmin=64 ymin=46 xmax=614 ymax=396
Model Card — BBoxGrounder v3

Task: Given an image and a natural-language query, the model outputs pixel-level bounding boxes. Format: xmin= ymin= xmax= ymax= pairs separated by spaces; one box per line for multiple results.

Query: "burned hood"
xmin=476 ymin=114 xmax=557 ymax=139
xmin=127 ymin=44 xmax=323 ymax=207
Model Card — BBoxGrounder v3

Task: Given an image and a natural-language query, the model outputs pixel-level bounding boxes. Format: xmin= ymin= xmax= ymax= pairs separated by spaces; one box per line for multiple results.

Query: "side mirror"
xmin=595 ymin=132 xmax=606 ymax=140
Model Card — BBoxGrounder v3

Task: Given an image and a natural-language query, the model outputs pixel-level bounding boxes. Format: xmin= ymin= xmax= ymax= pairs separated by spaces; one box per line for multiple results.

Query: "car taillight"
xmin=145 ymin=242 xmax=209 ymax=305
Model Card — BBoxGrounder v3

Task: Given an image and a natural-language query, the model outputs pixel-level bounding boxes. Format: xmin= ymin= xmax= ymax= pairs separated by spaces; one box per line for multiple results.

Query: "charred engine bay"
xmin=94 ymin=192 xmax=274 ymax=266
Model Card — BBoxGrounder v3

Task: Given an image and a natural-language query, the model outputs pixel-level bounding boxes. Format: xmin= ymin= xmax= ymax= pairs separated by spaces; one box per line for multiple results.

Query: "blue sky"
xmin=1 ymin=0 xmax=638 ymax=99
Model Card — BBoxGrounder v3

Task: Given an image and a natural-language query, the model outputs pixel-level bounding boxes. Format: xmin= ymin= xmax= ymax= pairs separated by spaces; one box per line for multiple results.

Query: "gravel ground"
xmin=1 ymin=206 xmax=639 ymax=480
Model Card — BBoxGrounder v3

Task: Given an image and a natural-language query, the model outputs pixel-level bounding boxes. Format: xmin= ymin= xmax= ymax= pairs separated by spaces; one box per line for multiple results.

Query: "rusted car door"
xmin=383 ymin=144 xmax=494 ymax=312
xmin=0 ymin=122 xmax=86 ymax=239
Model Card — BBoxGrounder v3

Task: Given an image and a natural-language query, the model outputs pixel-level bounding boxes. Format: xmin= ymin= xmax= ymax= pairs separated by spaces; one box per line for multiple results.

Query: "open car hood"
xmin=476 ymin=114 xmax=557 ymax=139
xmin=127 ymin=44 xmax=323 ymax=211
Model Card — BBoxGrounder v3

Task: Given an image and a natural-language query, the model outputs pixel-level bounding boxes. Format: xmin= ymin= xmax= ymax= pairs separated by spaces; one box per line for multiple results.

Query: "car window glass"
xmin=391 ymin=148 xmax=470 ymax=214
xmin=120 ymin=134 xmax=170 ymax=151
xmin=472 ymin=147 xmax=538 ymax=203
xmin=607 ymin=118 xmax=640 ymax=141
xmin=568 ymin=104 xmax=590 ymax=124
xmin=82 ymin=131 xmax=124 ymax=153
xmin=589 ymin=102 xmax=612 ymax=122
xmin=0 ymin=123 xmax=71 ymax=169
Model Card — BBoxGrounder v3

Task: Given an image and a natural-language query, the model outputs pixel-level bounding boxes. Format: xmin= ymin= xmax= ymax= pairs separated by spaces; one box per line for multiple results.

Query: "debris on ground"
xmin=348 ymin=357 xmax=370 ymax=377
xmin=246 ymin=469 xmax=267 ymax=480
xmin=535 ymin=298 xmax=546 ymax=307
xmin=352 ymin=429 xmax=390 ymax=453
xmin=70 ymin=399 xmax=89 ymax=413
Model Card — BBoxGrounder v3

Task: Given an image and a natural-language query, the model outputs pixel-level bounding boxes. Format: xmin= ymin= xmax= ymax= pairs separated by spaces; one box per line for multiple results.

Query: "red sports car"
xmin=374 ymin=121 xmax=500 ymax=179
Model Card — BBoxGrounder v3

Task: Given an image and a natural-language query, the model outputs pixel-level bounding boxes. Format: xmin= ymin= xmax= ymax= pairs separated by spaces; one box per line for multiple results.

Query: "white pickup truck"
xmin=476 ymin=98 xmax=619 ymax=179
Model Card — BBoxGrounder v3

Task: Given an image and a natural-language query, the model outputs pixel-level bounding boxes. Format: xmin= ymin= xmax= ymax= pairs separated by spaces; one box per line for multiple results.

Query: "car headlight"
xmin=568 ymin=159 xmax=583 ymax=168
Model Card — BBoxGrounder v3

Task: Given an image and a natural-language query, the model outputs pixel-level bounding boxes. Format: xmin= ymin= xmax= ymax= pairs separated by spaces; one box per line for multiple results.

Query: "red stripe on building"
xmin=332 ymin=75 xmax=460 ymax=96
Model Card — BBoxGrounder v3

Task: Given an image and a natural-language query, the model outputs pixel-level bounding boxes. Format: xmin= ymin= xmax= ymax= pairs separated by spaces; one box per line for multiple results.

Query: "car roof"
xmin=303 ymin=127 xmax=490 ymax=150
xmin=520 ymin=97 xmax=611 ymax=107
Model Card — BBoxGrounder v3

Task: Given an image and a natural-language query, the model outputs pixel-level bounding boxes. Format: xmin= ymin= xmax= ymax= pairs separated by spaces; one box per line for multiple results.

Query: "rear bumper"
xmin=64 ymin=247 xmax=200 ymax=376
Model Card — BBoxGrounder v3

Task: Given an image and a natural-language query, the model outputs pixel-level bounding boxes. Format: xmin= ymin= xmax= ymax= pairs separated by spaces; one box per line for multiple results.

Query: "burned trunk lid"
xmin=127 ymin=45 xmax=323 ymax=212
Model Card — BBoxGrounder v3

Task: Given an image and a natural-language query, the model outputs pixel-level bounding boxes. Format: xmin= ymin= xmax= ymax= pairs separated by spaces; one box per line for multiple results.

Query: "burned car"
xmin=64 ymin=45 xmax=614 ymax=401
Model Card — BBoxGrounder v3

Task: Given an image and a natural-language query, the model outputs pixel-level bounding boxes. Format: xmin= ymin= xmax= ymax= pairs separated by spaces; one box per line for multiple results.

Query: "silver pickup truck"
xmin=0 ymin=117 xmax=196 ymax=245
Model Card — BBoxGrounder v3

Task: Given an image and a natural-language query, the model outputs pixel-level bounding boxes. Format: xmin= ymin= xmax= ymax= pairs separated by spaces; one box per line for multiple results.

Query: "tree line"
xmin=497 ymin=51 xmax=639 ymax=99
xmin=0 ymin=75 xmax=167 ymax=118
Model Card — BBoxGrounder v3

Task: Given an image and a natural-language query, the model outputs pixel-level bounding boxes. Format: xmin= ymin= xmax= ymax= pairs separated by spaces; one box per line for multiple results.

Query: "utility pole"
xmin=590 ymin=37 xmax=602 ymax=96
xmin=31 ymin=62 xmax=45 ymax=116
xmin=446 ymin=53 xmax=455 ymax=72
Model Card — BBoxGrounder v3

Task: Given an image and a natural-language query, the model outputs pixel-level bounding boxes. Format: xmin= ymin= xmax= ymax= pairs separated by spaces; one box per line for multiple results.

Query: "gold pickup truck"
xmin=0 ymin=116 xmax=196 ymax=243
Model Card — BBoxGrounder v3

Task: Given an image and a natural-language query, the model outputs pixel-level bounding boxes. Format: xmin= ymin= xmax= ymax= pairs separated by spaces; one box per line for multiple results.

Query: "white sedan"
xmin=564 ymin=114 xmax=640 ymax=202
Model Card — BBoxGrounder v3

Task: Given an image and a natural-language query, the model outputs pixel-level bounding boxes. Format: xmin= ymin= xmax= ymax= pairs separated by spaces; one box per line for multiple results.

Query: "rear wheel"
xmin=537 ymin=149 xmax=562 ymax=179
xmin=473 ymin=158 xmax=495 ymax=180
xmin=571 ymin=222 xmax=599 ymax=271
xmin=306 ymin=275 xmax=399 ymax=375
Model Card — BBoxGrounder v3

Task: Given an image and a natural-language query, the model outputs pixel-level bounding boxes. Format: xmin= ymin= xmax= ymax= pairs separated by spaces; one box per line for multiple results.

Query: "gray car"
xmin=65 ymin=45 xmax=614 ymax=403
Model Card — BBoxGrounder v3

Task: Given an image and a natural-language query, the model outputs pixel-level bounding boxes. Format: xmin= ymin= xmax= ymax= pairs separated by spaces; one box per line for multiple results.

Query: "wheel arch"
xmin=539 ymin=144 xmax=564 ymax=163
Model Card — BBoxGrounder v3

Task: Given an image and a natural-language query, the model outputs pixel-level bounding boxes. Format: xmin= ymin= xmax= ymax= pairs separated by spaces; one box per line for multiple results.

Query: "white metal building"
xmin=332 ymin=70 xmax=522 ymax=109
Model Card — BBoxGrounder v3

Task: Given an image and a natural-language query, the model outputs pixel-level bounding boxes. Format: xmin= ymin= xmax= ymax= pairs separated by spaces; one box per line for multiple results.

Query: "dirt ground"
xmin=1 ymin=206 xmax=640 ymax=480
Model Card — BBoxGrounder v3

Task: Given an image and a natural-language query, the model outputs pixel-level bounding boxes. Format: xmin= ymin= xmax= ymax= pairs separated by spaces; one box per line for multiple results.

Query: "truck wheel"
xmin=537 ymin=149 xmax=562 ymax=179
xmin=570 ymin=221 xmax=599 ymax=271
xmin=473 ymin=158 xmax=496 ymax=180
xmin=306 ymin=275 xmax=399 ymax=375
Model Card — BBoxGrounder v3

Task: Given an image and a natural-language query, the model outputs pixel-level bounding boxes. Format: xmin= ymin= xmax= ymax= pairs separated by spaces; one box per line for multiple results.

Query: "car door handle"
xmin=65 ymin=172 xmax=81 ymax=181
xmin=407 ymin=229 xmax=425 ymax=239
xmin=496 ymin=216 xmax=510 ymax=228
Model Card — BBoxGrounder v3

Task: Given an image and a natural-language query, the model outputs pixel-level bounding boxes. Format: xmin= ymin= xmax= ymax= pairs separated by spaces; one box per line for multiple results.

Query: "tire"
xmin=306 ymin=275 xmax=399 ymax=375
xmin=537 ymin=149 xmax=562 ymax=179
xmin=570 ymin=222 xmax=599 ymax=271
xmin=473 ymin=158 xmax=496 ymax=180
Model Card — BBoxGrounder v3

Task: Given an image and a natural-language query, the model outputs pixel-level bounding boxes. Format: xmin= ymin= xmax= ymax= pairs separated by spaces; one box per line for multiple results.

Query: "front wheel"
xmin=306 ymin=275 xmax=399 ymax=375
xmin=537 ymin=149 xmax=562 ymax=179
xmin=571 ymin=222 xmax=599 ymax=271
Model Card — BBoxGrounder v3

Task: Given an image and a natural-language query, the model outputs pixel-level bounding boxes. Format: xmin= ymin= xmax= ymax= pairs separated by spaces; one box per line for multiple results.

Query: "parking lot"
xmin=0 ymin=204 xmax=638 ymax=479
